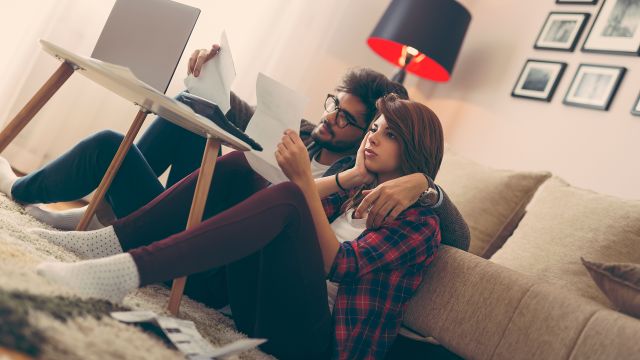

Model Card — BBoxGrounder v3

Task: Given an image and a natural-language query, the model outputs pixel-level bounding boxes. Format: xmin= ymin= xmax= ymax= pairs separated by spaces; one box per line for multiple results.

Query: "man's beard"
xmin=311 ymin=130 xmax=359 ymax=153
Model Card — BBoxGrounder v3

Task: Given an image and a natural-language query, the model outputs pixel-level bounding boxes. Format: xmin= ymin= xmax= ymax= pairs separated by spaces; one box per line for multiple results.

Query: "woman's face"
xmin=363 ymin=115 xmax=402 ymax=180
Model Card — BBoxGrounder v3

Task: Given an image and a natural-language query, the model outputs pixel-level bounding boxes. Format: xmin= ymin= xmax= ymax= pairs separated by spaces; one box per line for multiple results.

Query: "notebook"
xmin=91 ymin=0 xmax=200 ymax=93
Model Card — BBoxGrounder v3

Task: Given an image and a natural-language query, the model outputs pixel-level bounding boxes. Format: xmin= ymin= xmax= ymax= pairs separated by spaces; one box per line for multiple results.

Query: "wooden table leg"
xmin=0 ymin=62 xmax=74 ymax=153
xmin=168 ymin=136 xmax=221 ymax=315
xmin=75 ymin=109 xmax=148 ymax=231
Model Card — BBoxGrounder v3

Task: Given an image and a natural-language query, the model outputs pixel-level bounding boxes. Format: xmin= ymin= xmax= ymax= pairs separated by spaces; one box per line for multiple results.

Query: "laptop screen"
xmin=91 ymin=0 xmax=200 ymax=93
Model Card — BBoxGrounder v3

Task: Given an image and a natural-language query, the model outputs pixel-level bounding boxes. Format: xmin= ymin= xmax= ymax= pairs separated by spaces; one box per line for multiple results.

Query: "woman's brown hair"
xmin=343 ymin=94 xmax=444 ymax=212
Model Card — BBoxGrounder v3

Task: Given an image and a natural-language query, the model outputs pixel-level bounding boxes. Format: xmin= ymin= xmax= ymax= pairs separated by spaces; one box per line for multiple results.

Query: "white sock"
xmin=28 ymin=226 xmax=123 ymax=259
xmin=25 ymin=205 xmax=104 ymax=231
xmin=0 ymin=157 xmax=18 ymax=199
xmin=36 ymin=253 xmax=140 ymax=303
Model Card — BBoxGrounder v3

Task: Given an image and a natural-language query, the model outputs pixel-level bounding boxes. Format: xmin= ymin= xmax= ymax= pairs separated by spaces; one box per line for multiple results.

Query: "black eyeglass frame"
xmin=324 ymin=94 xmax=368 ymax=132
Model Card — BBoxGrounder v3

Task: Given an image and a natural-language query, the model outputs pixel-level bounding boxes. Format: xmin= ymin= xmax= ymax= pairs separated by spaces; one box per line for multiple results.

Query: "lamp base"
xmin=391 ymin=68 xmax=407 ymax=84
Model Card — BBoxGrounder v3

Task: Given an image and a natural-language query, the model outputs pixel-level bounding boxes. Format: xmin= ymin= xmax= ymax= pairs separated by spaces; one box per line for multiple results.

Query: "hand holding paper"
xmin=184 ymin=31 xmax=236 ymax=114
xmin=244 ymin=73 xmax=308 ymax=184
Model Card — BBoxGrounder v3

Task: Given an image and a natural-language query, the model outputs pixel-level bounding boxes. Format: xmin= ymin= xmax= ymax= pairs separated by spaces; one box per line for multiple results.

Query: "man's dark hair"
xmin=335 ymin=68 xmax=409 ymax=125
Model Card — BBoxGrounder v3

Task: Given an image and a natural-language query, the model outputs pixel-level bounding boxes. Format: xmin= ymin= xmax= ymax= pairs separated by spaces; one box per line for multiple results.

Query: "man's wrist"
xmin=417 ymin=173 xmax=439 ymax=206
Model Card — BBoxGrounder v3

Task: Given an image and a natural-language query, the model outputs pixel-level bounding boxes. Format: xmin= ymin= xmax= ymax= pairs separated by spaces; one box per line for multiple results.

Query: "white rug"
xmin=0 ymin=194 xmax=274 ymax=360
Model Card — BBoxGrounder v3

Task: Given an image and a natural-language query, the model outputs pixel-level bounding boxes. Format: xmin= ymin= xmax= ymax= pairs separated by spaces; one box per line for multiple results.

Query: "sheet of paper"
xmin=195 ymin=339 xmax=267 ymax=359
xmin=111 ymin=311 xmax=265 ymax=359
xmin=184 ymin=31 xmax=236 ymax=114
xmin=244 ymin=73 xmax=308 ymax=184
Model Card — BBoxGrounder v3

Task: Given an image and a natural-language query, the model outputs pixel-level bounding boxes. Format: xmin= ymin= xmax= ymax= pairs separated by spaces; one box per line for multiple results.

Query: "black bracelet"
xmin=335 ymin=172 xmax=348 ymax=192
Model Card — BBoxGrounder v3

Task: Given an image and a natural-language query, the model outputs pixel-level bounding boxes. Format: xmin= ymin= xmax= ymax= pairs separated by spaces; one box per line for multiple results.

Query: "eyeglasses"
xmin=324 ymin=94 xmax=368 ymax=132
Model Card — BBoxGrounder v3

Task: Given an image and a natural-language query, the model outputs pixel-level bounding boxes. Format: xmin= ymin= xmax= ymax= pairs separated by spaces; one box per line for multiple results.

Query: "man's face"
xmin=311 ymin=92 xmax=369 ymax=154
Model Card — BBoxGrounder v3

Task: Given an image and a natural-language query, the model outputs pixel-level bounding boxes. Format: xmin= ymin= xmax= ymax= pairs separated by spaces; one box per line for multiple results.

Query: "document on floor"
xmin=244 ymin=73 xmax=308 ymax=184
xmin=184 ymin=31 xmax=236 ymax=114
xmin=111 ymin=310 xmax=266 ymax=359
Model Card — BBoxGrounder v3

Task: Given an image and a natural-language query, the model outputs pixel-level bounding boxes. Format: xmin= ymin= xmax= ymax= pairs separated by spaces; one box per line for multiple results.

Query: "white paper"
xmin=195 ymin=339 xmax=267 ymax=359
xmin=244 ymin=73 xmax=308 ymax=184
xmin=111 ymin=311 xmax=265 ymax=359
xmin=184 ymin=31 xmax=236 ymax=114
xmin=111 ymin=310 xmax=158 ymax=323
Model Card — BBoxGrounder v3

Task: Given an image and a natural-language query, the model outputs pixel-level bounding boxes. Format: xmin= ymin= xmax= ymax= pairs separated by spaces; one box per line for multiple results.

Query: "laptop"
xmin=91 ymin=0 xmax=200 ymax=93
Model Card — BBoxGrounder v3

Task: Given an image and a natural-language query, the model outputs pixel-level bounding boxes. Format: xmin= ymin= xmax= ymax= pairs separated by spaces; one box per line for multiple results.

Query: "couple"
xmin=0 ymin=46 xmax=468 ymax=359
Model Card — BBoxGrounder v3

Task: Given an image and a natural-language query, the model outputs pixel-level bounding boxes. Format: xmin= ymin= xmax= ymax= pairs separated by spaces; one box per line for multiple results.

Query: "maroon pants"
xmin=112 ymin=152 xmax=332 ymax=359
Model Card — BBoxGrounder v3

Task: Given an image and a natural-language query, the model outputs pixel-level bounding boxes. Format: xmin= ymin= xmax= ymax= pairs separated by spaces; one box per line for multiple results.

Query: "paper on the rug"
xmin=111 ymin=310 xmax=157 ymax=323
xmin=111 ymin=311 xmax=265 ymax=359
xmin=244 ymin=73 xmax=308 ymax=184
xmin=194 ymin=339 xmax=267 ymax=359
xmin=184 ymin=31 xmax=236 ymax=114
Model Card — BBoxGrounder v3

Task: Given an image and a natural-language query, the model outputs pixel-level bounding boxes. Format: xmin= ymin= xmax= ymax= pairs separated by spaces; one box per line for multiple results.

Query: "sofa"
xmin=398 ymin=148 xmax=640 ymax=359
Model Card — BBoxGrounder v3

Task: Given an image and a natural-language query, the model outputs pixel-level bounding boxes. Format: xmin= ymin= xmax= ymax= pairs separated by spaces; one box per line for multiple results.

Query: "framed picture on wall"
xmin=563 ymin=64 xmax=626 ymax=110
xmin=582 ymin=0 xmax=640 ymax=55
xmin=556 ymin=0 xmax=598 ymax=5
xmin=535 ymin=12 xmax=590 ymax=51
xmin=632 ymin=93 xmax=640 ymax=115
xmin=512 ymin=60 xmax=567 ymax=102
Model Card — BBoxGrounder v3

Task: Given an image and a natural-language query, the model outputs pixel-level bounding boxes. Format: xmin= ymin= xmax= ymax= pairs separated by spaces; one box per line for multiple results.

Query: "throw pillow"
xmin=435 ymin=148 xmax=550 ymax=257
xmin=490 ymin=177 xmax=640 ymax=307
xmin=581 ymin=257 xmax=640 ymax=318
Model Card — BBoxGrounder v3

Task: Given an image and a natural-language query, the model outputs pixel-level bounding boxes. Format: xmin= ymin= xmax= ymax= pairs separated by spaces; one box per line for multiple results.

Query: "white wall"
xmin=406 ymin=0 xmax=640 ymax=200
xmin=1 ymin=0 xmax=395 ymax=170
xmin=2 ymin=0 xmax=638 ymax=199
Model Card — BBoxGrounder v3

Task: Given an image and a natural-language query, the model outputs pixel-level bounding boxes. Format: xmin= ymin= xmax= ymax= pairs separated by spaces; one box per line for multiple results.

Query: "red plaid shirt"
xmin=322 ymin=190 xmax=441 ymax=360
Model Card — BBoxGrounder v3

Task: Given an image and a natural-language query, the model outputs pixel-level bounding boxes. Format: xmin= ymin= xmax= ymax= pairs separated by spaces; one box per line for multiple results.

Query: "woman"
xmin=34 ymin=94 xmax=444 ymax=360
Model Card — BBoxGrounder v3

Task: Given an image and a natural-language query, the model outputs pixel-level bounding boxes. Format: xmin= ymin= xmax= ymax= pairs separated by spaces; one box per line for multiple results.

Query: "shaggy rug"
xmin=0 ymin=194 xmax=274 ymax=360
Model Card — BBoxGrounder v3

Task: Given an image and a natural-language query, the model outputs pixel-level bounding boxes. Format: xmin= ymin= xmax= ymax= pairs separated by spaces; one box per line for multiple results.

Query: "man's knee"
xmin=85 ymin=130 xmax=125 ymax=153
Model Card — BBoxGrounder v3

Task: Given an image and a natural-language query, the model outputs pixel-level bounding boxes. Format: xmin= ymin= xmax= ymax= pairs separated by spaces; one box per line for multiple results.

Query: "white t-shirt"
xmin=310 ymin=154 xmax=331 ymax=179
xmin=326 ymin=209 xmax=367 ymax=310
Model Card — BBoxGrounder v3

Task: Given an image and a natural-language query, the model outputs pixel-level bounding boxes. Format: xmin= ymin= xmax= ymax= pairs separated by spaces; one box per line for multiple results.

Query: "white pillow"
xmin=491 ymin=177 xmax=640 ymax=307
xmin=436 ymin=149 xmax=550 ymax=257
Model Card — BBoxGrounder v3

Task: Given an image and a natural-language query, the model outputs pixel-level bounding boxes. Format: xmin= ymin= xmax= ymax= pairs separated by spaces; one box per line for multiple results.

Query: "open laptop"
xmin=91 ymin=0 xmax=200 ymax=93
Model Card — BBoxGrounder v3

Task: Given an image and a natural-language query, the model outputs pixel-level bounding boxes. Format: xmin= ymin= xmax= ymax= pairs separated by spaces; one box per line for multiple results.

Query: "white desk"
xmin=0 ymin=40 xmax=250 ymax=315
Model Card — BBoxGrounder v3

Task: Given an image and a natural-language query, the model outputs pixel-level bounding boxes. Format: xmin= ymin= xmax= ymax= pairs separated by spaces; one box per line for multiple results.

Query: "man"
xmin=0 ymin=45 xmax=468 ymax=250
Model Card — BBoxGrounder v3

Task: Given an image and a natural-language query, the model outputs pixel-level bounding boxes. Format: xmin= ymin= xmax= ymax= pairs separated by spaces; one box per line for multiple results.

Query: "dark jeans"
xmin=11 ymin=113 xmax=211 ymax=218
xmin=114 ymin=153 xmax=332 ymax=359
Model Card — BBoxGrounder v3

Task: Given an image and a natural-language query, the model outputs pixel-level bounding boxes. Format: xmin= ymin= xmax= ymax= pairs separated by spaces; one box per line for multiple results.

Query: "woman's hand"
xmin=187 ymin=44 xmax=221 ymax=77
xmin=341 ymin=132 xmax=376 ymax=188
xmin=275 ymin=130 xmax=313 ymax=187
xmin=355 ymin=173 xmax=429 ymax=229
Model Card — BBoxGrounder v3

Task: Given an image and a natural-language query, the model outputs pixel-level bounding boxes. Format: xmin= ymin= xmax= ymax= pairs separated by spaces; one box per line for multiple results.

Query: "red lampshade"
xmin=368 ymin=0 xmax=471 ymax=83
xmin=367 ymin=38 xmax=451 ymax=82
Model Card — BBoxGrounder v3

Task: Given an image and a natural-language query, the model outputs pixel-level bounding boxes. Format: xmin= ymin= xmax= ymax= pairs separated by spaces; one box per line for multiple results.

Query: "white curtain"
xmin=0 ymin=0 xmax=394 ymax=173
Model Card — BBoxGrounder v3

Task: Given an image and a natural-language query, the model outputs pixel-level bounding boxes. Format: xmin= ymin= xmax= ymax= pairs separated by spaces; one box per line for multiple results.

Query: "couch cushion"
xmin=581 ymin=258 xmax=640 ymax=318
xmin=403 ymin=246 xmax=540 ymax=359
xmin=569 ymin=309 xmax=640 ymax=359
xmin=491 ymin=282 xmax=602 ymax=360
xmin=436 ymin=149 xmax=550 ymax=258
xmin=490 ymin=177 xmax=640 ymax=307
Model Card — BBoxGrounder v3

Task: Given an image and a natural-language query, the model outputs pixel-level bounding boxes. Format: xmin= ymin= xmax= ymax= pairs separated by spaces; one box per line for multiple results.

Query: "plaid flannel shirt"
xmin=322 ymin=189 xmax=441 ymax=360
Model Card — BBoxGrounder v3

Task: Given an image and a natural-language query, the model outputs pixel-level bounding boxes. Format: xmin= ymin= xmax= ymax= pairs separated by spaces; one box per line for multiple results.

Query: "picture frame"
xmin=535 ymin=12 xmax=590 ymax=51
xmin=563 ymin=64 xmax=626 ymax=111
xmin=582 ymin=0 xmax=640 ymax=55
xmin=556 ymin=0 xmax=598 ymax=4
xmin=632 ymin=92 xmax=640 ymax=116
xmin=512 ymin=60 xmax=567 ymax=102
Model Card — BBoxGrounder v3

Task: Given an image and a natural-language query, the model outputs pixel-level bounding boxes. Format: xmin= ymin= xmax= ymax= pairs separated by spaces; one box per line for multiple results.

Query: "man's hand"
xmin=275 ymin=130 xmax=313 ymax=187
xmin=187 ymin=44 xmax=221 ymax=77
xmin=355 ymin=173 xmax=428 ymax=229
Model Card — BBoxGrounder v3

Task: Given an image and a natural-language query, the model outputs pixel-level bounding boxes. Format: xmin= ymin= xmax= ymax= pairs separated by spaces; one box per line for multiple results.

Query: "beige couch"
xmin=400 ymin=149 xmax=640 ymax=359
